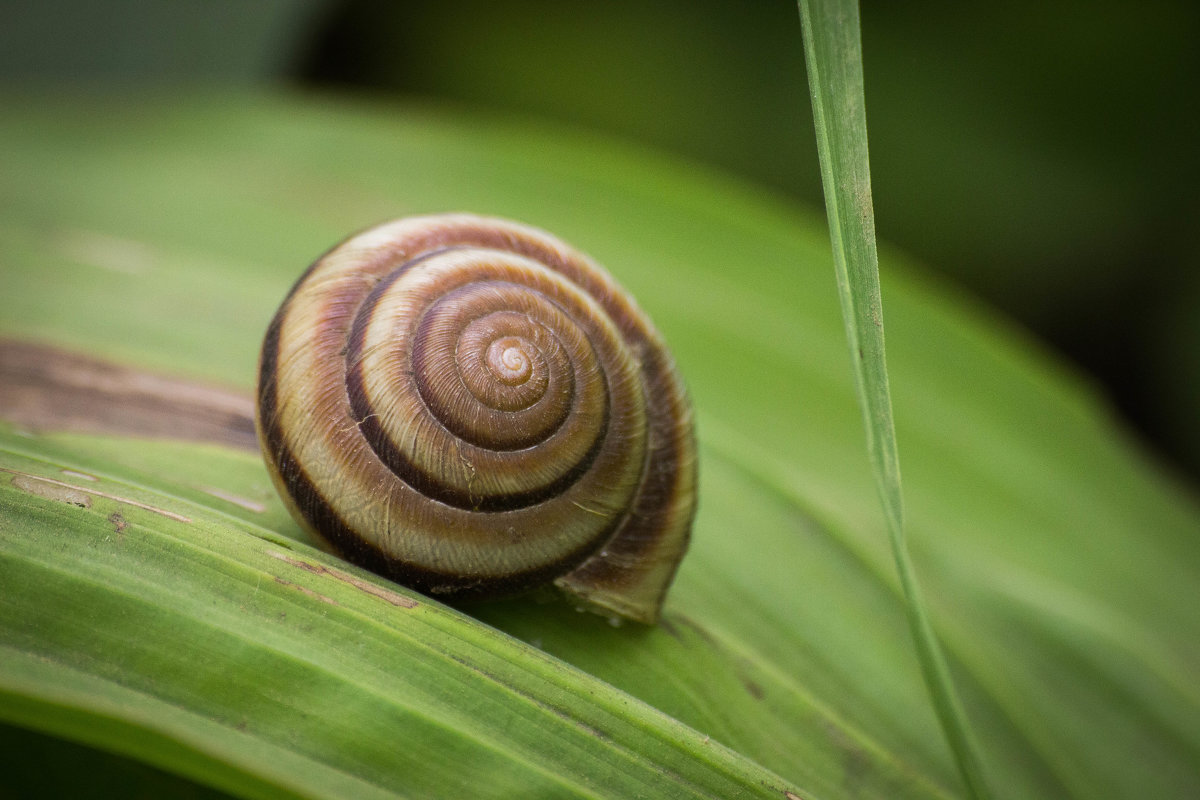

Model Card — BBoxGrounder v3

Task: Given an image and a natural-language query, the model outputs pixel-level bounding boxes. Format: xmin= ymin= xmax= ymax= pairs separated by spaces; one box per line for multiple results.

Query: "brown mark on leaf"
xmin=108 ymin=511 xmax=128 ymax=533
xmin=274 ymin=576 xmax=339 ymax=606
xmin=267 ymin=550 xmax=419 ymax=609
xmin=742 ymin=676 xmax=765 ymax=701
xmin=785 ymin=792 xmax=806 ymax=800
xmin=0 ymin=339 xmax=257 ymax=451
xmin=1 ymin=468 xmax=191 ymax=523
xmin=11 ymin=473 xmax=92 ymax=509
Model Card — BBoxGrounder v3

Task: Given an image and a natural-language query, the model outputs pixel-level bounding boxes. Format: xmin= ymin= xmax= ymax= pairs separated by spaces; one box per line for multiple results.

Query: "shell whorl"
xmin=256 ymin=214 xmax=696 ymax=623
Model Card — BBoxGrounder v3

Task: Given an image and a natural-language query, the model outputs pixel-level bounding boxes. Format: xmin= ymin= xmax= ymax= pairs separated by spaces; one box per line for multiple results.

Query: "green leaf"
xmin=1 ymin=93 xmax=1198 ymax=799
xmin=797 ymin=2 xmax=991 ymax=797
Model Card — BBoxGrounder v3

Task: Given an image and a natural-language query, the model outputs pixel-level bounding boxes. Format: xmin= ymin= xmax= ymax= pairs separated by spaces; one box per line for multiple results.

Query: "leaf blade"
xmin=0 ymin=437 xmax=805 ymax=800
xmin=797 ymin=1 xmax=993 ymax=797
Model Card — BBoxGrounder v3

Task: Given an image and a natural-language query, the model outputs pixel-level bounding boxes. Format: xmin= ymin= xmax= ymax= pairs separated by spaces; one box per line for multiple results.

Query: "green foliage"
xmin=1 ymin=93 xmax=1198 ymax=799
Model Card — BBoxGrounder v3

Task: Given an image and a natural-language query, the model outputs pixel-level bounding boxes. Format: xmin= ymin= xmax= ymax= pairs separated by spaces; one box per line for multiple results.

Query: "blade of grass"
xmin=796 ymin=2 xmax=994 ymax=798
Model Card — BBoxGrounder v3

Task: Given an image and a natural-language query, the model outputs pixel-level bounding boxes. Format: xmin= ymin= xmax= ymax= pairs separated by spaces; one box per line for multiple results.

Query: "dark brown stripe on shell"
xmin=256 ymin=303 xmax=286 ymax=459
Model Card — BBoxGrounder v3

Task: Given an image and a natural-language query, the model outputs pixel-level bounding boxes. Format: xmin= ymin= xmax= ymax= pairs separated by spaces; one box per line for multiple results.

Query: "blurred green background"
xmin=3 ymin=0 xmax=1197 ymax=483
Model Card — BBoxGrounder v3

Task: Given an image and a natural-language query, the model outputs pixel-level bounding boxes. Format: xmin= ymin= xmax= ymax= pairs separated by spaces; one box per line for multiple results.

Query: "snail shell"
xmin=256 ymin=214 xmax=696 ymax=623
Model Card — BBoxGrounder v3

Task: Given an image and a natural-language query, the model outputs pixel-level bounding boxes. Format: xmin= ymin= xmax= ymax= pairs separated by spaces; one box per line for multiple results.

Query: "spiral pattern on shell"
xmin=256 ymin=214 xmax=696 ymax=623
